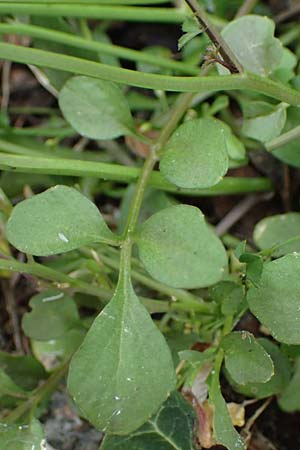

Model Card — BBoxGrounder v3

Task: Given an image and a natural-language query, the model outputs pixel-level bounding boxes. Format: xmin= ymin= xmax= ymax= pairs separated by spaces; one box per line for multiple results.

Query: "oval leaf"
xmin=222 ymin=332 xmax=274 ymax=385
xmin=22 ymin=289 xmax=79 ymax=341
xmin=247 ymin=254 xmax=300 ymax=344
xmin=100 ymin=391 xmax=196 ymax=450
xmin=59 ymin=76 xmax=134 ymax=139
xmin=159 ymin=118 xmax=228 ymax=189
xmin=6 ymin=185 xmax=117 ymax=256
xmin=227 ymin=339 xmax=291 ymax=399
xmin=68 ymin=277 xmax=175 ymax=435
xmin=136 ymin=205 xmax=227 ymax=289
xmin=254 ymin=212 xmax=300 ymax=256
xmin=279 ymin=357 xmax=300 ymax=412
xmin=242 ymin=104 xmax=287 ymax=143
xmin=221 ymin=15 xmax=283 ymax=76
xmin=0 ymin=419 xmax=44 ymax=450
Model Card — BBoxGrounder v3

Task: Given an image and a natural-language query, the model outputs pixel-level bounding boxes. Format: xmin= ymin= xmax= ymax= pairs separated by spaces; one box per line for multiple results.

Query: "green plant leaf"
xmin=242 ymin=103 xmax=287 ymax=143
xmin=272 ymin=107 xmax=300 ymax=167
xmin=239 ymin=253 xmax=263 ymax=285
xmin=0 ymin=419 xmax=44 ymax=450
xmin=32 ymin=328 xmax=85 ymax=370
xmin=136 ymin=205 xmax=227 ymax=289
xmin=22 ymin=289 xmax=79 ymax=341
xmin=279 ymin=357 xmax=300 ymax=412
xmin=0 ymin=369 xmax=27 ymax=398
xmin=100 ymin=391 xmax=196 ymax=450
xmin=68 ymin=276 xmax=175 ymax=435
xmin=6 ymin=185 xmax=117 ymax=256
xmin=227 ymin=339 xmax=291 ymax=399
xmin=253 ymin=212 xmax=300 ymax=256
xmin=221 ymin=15 xmax=283 ymax=77
xmin=0 ymin=352 xmax=46 ymax=391
xmin=59 ymin=76 xmax=134 ymax=139
xmin=210 ymin=281 xmax=244 ymax=315
xmin=209 ymin=381 xmax=245 ymax=450
xmin=159 ymin=118 xmax=229 ymax=189
xmin=272 ymin=47 xmax=297 ymax=83
xmin=247 ymin=254 xmax=300 ymax=344
xmin=221 ymin=332 xmax=274 ymax=385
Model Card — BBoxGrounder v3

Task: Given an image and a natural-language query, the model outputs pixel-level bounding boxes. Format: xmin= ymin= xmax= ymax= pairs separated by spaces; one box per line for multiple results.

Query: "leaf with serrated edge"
xmin=248 ymin=254 xmax=300 ymax=344
xmin=6 ymin=185 xmax=117 ymax=256
xmin=160 ymin=118 xmax=228 ymax=189
xmin=59 ymin=76 xmax=134 ymax=140
xmin=100 ymin=391 xmax=196 ymax=450
xmin=137 ymin=205 xmax=227 ymax=289
xmin=68 ymin=276 xmax=175 ymax=435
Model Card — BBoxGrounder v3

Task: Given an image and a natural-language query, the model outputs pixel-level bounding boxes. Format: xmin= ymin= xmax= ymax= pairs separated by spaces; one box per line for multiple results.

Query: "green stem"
xmin=0 ymin=153 xmax=273 ymax=195
xmin=0 ymin=43 xmax=299 ymax=105
xmin=0 ymin=23 xmax=198 ymax=75
xmin=99 ymin=252 xmax=214 ymax=313
xmin=0 ymin=4 xmax=185 ymax=22
xmin=4 ymin=361 xmax=69 ymax=424
xmin=265 ymin=124 xmax=300 ymax=152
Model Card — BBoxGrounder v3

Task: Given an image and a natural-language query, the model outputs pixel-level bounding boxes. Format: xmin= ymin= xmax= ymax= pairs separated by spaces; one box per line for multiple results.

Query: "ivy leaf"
xmin=6 ymin=185 xmax=117 ymax=256
xmin=242 ymin=103 xmax=287 ymax=143
xmin=221 ymin=15 xmax=283 ymax=76
xmin=227 ymin=339 xmax=291 ymax=399
xmin=159 ymin=118 xmax=229 ymax=189
xmin=247 ymin=254 xmax=300 ymax=344
xmin=254 ymin=212 xmax=300 ymax=257
xmin=279 ymin=357 xmax=300 ymax=412
xmin=59 ymin=76 xmax=134 ymax=139
xmin=222 ymin=332 xmax=274 ymax=385
xmin=209 ymin=381 xmax=246 ymax=450
xmin=22 ymin=289 xmax=79 ymax=341
xmin=100 ymin=391 xmax=196 ymax=450
xmin=0 ymin=419 xmax=45 ymax=450
xmin=136 ymin=205 xmax=227 ymax=289
xmin=68 ymin=276 xmax=175 ymax=435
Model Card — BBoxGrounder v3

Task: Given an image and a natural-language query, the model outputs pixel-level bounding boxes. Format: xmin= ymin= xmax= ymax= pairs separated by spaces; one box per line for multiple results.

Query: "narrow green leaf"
xmin=136 ymin=205 xmax=227 ymax=289
xmin=247 ymin=254 xmax=300 ymax=344
xmin=279 ymin=357 xmax=300 ymax=412
xmin=242 ymin=103 xmax=287 ymax=143
xmin=68 ymin=277 xmax=175 ymax=435
xmin=222 ymin=332 xmax=274 ymax=385
xmin=227 ymin=339 xmax=291 ymax=399
xmin=59 ymin=76 xmax=134 ymax=139
xmin=221 ymin=15 xmax=283 ymax=77
xmin=22 ymin=289 xmax=79 ymax=341
xmin=160 ymin=118 xmax=229 ymax=189
xmin=209 ymin=381 xmax=245 ymax=450
xmin=0 ymin=419 xmax=44 ymax=450
xmin=6 ymin=185 xmax=117 ymax=256
xmin=100 ymin=391 xmax=197 ymax=450
xmin=254 ymin=212 xmax=300 ymax=256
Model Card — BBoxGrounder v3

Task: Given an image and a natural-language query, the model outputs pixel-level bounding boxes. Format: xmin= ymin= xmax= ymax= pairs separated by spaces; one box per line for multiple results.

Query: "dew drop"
xmin=114 ymin=395 xmax=120 ymax=401
xmin=58 ymin=232 xmax=69 ymax=243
